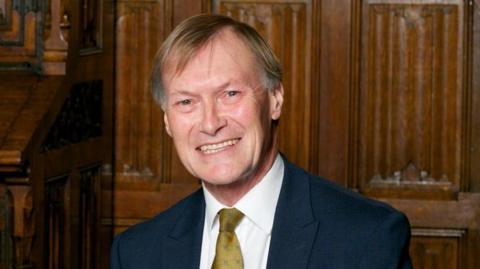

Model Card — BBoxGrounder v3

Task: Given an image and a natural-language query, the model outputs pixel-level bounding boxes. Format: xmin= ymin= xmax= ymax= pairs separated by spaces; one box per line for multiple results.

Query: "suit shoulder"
xmin=111 ymin=189 xmax=205 ymax=268
xmin=113 ymin=188 xmax=203 ymax=246
xmin=286 ymin=161 xmax=404 ymax=221
xmin=311 ymin=175 xmax=397 ymax=215
xmin=310 ymin=176 xmax=401 ymax=220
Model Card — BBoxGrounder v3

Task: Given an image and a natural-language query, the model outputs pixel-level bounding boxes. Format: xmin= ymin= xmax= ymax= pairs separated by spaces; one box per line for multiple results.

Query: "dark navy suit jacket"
xmin=110 ymin=160 xmax=412 ymax=269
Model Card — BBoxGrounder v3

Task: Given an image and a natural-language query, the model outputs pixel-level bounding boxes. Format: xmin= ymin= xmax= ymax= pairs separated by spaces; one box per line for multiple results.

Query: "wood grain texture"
xmin=6 ymin=185 xmax=33 ymax=269
xmin=213 ymin=0 xmax=313 ymax=170
xmin=80 ymin=0 xmax=103 ymax=54
xmin=0 ymin=74 xmax=63 ymax=172
xmin=470 ymin=0 xmax=480 ymax=193
xmin=311 ymin=0 xmax=353 ymax=185
xmin=1 ymin=1 xmax=115 ymax=269
xmin=78 ymin=165 xmax=102 ymax=269
xmin=358 ymin=1 xmax=465 ymax=194
xmin=45 ymin=175 xmax=69 ymax=269
xmin=113 ymin=1 xmax=203 ymax=234
xmin=386 ymin=193 xmax=480 ymax=269
xmin=410 ymin=236 xmax=460 ymax=269
xmin=108 ymin=1 xmax=480 ymax=268
xmin=115 ymin=0 xmax=194 ymax=184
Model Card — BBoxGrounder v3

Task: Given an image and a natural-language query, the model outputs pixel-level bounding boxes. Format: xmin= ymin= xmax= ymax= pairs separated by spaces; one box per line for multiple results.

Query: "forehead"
xmin=164 ymin=29 xmax=258 ymax=83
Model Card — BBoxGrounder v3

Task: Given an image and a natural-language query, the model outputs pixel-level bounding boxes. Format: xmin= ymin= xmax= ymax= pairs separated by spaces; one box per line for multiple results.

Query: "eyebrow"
xmin=170 ymin=81 xmax=233 ymax=96
xmin=169 ymin=90 xmax=195 ymax=97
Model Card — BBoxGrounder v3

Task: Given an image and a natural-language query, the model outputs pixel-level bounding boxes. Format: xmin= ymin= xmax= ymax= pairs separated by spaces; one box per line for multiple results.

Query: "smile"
xmin=198 ymin=138 xmax=240 ymax=154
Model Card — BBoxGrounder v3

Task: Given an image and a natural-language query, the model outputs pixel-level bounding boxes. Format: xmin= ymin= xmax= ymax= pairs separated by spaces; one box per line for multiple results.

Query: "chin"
xmin=203 ymin=175 xmax=238 ymax=186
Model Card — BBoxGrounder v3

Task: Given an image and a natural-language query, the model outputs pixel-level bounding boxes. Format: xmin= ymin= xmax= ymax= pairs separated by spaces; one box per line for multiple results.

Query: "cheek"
xmin=167 ymin=115 xmax=194 ymax=140
xmin=228 ymin=98 xmax=264 ymax=125
xmin=231 ymin=105 xmax=271 ymax=149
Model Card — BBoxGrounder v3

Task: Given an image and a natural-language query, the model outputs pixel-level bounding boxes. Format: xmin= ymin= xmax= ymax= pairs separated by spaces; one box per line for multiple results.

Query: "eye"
xmin=221 ymin=89 xmax=242 ymax=105
xmin=226 ymin=90 xmax=239 ymax=97
xmin=171 ymin=98 xmax=196 ymax=113
xmin=177 ymin=99 xmax=192 ymax=106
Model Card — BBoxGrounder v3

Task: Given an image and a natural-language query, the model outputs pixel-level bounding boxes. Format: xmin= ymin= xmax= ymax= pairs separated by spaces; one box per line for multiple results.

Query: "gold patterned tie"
xmin=212 ymin=208 xmax=244 ymax=269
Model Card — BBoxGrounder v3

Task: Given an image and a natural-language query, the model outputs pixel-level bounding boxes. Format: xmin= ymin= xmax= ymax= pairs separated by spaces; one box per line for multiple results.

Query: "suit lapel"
xmin=164 ymin=189 xmax=205 ymax=269
xmin=267 ymin=160 xmax=319 ymax=269
xmin=160 ymin=160 xmax=321 ymax=269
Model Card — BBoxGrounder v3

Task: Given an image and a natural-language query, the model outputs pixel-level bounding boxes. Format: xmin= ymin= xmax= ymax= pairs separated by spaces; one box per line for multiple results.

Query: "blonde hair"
xmin=151 ymin=14 xmax=282 ymax=109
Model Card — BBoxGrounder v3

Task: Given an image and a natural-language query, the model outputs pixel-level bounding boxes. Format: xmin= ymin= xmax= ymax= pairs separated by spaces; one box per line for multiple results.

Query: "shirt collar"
xmin=203 ymin=154 xmax=285 ymax=235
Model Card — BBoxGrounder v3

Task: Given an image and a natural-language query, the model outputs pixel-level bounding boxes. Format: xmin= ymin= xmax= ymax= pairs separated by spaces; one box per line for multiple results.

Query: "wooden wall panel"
xmin=110 ymin=0 xmax=480 ymax=268
xmin=45 ymin=175 xmax=69 ymax=269
xmin=79 ymin=0 xmax=103 ymax=54
xmin=312 ymin=0 xmax=353 ymax=185
xmin=43 ymin=165 xmax=101 ymax=269
xmin=410 ymin=234 xmax=461 ymax=269
xmin=355 ymin=2 xmax=479 ymax=267
xmin=213 ymin=0 xmax=313 ymax=170
xmin=113 ymin=0 xmax=203 ymax=233
xmin=73 ymin=1 xmax=116 ymax=269
xmin=78 ymin=165 xmax=102 ymax=269
xmin=7 ymin=185 xmax=33 ymax=269
xmin=471 ymin=0 xmax=480 ymax=193
xmin=116 ymin=0 xmax=169 ymax=181
xmin=0 ymin=0 xmax=115 ymax=268
xmin=116 ymin=0 xmax=195 ymax=184
xmin=358 ymin=0 xmax=466 ymax=197
xmin=387 ymin=193 xmax=480 ymax=269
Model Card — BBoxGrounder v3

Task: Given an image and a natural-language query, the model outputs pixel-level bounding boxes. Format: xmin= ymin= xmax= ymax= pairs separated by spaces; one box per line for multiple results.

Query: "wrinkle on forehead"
xmin=164 ymin=29 xmax=261 ymax=89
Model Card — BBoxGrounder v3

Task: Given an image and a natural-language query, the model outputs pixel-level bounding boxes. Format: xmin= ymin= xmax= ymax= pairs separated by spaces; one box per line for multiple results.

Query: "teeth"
xmin=199 ymin=139 xmax=239 ymax=154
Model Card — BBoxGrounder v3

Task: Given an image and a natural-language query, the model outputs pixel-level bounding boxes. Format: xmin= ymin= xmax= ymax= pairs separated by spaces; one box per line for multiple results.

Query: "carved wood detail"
xmin=0 ymin=0 xmax=12 ymax=30
xmin=42 ymin=80 xmax=103 ymax=152
xmin=213 ymin=1 xmax=312 ymax=169
xmin=115 ymin=0 xmax=194 ymax=183
xmin=472 ymin=0 xmax=480 ymax=193
xmin=8 ymin=184 xmax=34 ymax=269
xmin=358 ymin=2 xmax=465 ymax=190
xmin=45 ymin=175 xmax=68 ymax=269
xmin=0 ymin=1 xmax=113 ymax=268
xmin=0 ymin=0 xmax=71 ymax=73
xmin=410 ymin=232 xmax=465 ymax=269
xmin=108 ymin=1 xmax=480 ymax=268
xmin=80 ymin=0 xmax=103 ymax=54
xmin=43 ymin=0 xmax=71 ymax=74
xmin=0 ymin=0 xmax=38 ymax=68
xmin=385 ymin=192 xmax=480 ymax=268
xmin=0 ymin=0 xmax=37 ymax=46
xmin=78 ymin=165 xmax=101 ymax=269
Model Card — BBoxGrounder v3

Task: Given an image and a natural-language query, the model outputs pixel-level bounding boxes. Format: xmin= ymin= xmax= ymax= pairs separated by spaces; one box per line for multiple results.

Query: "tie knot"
xmin=218 ymin=208 xmax=244 ymax=232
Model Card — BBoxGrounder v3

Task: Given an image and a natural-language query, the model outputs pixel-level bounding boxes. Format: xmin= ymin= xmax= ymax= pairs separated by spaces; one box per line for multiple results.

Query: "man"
xmin=110 ymin=14 xmax=412 ymax=269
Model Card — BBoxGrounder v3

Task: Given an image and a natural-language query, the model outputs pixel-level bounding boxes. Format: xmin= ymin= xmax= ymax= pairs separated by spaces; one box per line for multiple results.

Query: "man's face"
xmin=162 ymin=30 xmax=283 ymax=189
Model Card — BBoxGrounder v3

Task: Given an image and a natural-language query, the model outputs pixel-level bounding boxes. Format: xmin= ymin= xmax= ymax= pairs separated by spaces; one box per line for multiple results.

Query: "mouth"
xmin=197 ymin=138 xmax=240 ymax=154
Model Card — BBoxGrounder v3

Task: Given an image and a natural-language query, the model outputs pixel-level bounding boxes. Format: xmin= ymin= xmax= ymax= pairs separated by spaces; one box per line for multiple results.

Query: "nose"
xmin=199 ymin=101 xmax=226 ymax=136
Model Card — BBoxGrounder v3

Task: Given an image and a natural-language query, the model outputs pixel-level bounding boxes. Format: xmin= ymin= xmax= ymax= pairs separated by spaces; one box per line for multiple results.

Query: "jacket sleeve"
xmin=358 ymin=211 xmax=413 ymax=269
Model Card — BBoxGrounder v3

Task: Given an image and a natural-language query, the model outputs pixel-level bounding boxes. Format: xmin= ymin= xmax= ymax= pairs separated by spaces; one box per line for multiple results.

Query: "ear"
xmin=269 ymin=83 xmax=284 ymax=120
xmin=164 ymin=113 xmax=172 ymax=137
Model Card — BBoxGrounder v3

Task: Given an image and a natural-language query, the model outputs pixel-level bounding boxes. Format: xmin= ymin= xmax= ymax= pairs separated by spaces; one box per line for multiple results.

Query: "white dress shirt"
xmin=199 ymin=154 xmax=285 ymax=269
